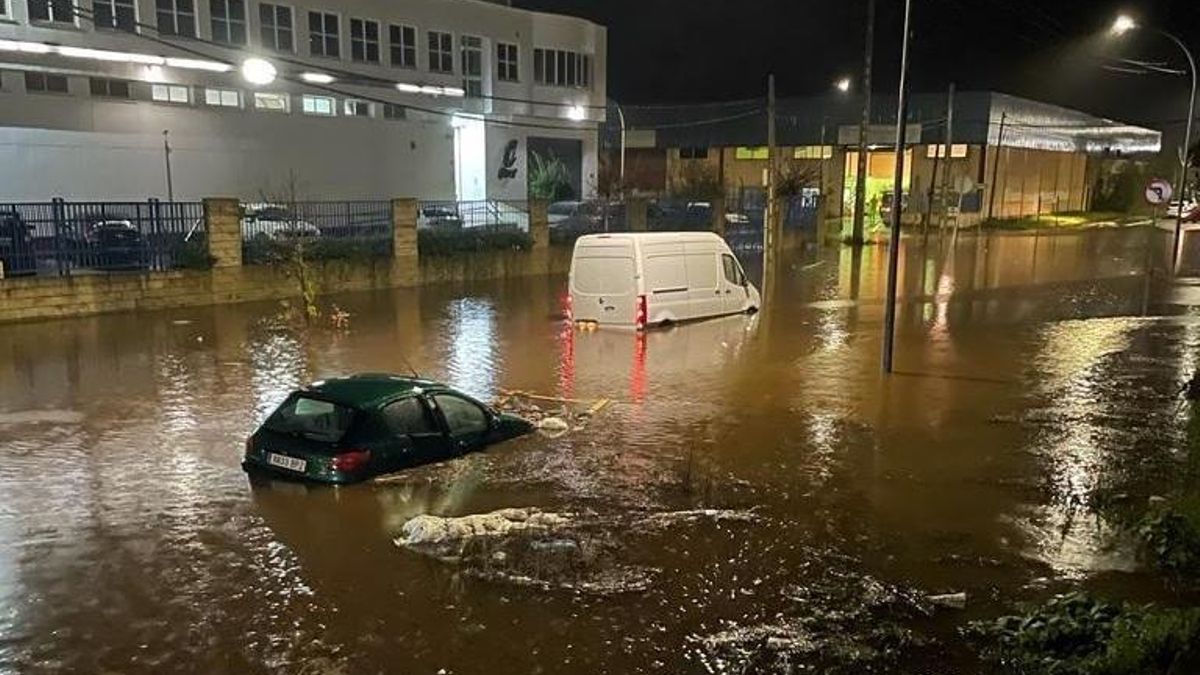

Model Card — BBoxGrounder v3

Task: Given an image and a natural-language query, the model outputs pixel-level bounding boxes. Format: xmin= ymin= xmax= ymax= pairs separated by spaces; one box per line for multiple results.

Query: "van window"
xmin=645 ymin=254 xmax=688 ymax=292
xmin=685 ymin=253 xmax=718 ymax=290
xmin=722 ymin=254 xmax=745 ymax=286
xmin=574 ymin=257 xmax=634 ymax=295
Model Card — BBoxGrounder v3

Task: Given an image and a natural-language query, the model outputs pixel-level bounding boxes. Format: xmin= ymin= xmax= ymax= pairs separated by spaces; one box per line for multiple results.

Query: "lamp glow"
xmin=835 ymin=77 xmax=851 ymax=93
xmin=566 ymin=104 xmax=586 ymax=121
xmin=301 ymin=72 xmax=334 ymax=84
xmin=240 ymin=57 xmax=277 ymax=85
xmin=1111 ymin=15 xmax=1137 ymax=35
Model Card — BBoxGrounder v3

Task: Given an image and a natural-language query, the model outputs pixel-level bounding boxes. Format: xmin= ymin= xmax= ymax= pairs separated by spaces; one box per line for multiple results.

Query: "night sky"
xmin=515 ymin=0 xmax=1200 ymax=138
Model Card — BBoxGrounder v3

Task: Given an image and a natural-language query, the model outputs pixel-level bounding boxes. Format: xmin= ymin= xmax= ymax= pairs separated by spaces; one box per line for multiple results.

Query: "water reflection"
xmin=0 ymin=228 xmax=1187 ymax=674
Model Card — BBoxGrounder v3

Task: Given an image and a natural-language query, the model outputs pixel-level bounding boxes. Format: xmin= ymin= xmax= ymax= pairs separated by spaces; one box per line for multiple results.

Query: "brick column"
xmin=528 ymin=200 xmax=550 ymax=276
xmin=710 ymin=196 xmax=726 ymax=238
xmin=627 ymin=197 xmax=648 ymax=231
xmin=391 ymin=198 xmax=419 ymax=286
xmin=203 ymin=198 xmax=242 ymax=268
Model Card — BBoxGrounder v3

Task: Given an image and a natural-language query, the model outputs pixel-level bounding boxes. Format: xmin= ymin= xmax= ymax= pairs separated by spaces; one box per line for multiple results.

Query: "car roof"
xmin=303 ymin=373 xmax=445 ymax=409
xmin=575 ymin=231 xmax=726 ymax=245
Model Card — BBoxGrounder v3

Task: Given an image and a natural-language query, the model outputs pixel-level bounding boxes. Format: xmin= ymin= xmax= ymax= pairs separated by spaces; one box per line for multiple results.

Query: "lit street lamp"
xmin=240 ymin=57 xmax=277 ymax=86
xmin=1112 ymin=14 xmax=1196 ymax=272
xmin=835 ymin=76 xmax=852 ymax=93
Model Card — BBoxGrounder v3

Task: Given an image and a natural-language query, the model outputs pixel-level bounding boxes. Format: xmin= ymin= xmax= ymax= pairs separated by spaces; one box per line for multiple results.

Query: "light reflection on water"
xmin=0 ymin=228 xmax=1190 ymax=673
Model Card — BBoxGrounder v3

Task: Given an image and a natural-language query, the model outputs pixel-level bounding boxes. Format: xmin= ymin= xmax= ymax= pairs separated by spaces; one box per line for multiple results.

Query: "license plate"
xmin=267 ymin=452 xmax=306 ymax=473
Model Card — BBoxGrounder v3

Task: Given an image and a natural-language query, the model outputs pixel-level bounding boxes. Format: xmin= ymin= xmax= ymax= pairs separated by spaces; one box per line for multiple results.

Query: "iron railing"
xmin=418 ymin=200 xmax=531 ymax=232
xmin=548 ymin=200 xmax=628 ymax=245
xmin=0 ymin=199 xmax=206 ymax=278
xmin=240 ymin=200 xmax=392 ymax=264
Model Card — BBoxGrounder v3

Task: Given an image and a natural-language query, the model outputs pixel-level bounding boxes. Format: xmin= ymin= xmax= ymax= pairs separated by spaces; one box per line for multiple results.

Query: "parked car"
xmin=86 ymin=219 xmax=146 ymax=270
xmin=0 ymin=210 xmax=37 ymax=277
xmin=417 ymin=205 xmax=464 ymax=230
xmin=686 ymin=201 xmax=751 ymax=227
xmin=241 ymin=204 xmax=321 ymax=240
xmin=548 ymin=201 xmax=601 ymax=231
xmin=1167 ymin=200 xmax=1197 ymax=218
xmin=242 ymin=373 xmax=534 ymax=484
xmin=569 ymin=231 xmax=760 ymax=329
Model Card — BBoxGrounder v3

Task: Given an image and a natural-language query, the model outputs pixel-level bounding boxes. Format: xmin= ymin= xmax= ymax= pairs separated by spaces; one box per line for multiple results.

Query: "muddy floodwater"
xmin=2 ymin=228 xmax=1199 ymax=673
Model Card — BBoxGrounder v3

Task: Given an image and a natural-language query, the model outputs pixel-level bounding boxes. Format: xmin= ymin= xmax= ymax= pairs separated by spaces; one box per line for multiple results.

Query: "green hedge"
xmin=242 ymin=236 xmax=392 ymax=265
xmin=418 ymin=228 xmax=532 ymax=257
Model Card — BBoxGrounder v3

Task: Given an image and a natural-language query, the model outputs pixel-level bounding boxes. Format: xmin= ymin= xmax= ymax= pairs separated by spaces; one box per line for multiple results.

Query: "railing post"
xmin=202 ymin=198 xmax=242 ymax=268
xmin=51 ymin=197 xmax=66 ymax=276
xmin=149 ymin=198 xmax=161 ymax=271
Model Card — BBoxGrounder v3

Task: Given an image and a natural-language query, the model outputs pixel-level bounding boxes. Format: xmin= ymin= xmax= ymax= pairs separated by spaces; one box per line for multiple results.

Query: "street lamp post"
xmin=881 ymin=0 xmax=913 ymax=374
xmin=1113 ymin=15 xmax=1196 ymax=272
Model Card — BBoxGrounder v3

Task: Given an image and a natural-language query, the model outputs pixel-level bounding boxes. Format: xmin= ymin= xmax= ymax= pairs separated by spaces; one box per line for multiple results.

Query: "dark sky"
xmin=515 ymin=0 xmax=1200 ymax=136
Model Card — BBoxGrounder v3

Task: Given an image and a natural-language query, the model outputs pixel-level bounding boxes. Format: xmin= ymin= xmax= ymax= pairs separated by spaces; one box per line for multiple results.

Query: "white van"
xmin=568 ymin=232 xmax=760 ymax=329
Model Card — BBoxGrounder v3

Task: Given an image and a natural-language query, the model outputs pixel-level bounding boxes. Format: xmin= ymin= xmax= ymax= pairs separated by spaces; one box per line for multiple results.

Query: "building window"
xmin=382 ymin=103 xmax=405 ymax=120
xmin=427 ymin=30 xmax=452 ymax=73
xmin=156 ymin=0 xmax=195 ymax=37
xmin=496 ymin=42 xmax=518 ymax=82
xmin=344 ymin=99 xmax=371 ymax=117
xmin=735 ymin=147 xmax=769 ymax=160
xmin=258 ymin=3 xmax=293 ymax=52
xmin=679 ymin=147 xmax=708 ymax=160
xmin=253 ymin=91 xmax=289 ymax=112
xmin=301 ymin=94 xmax=334 ymax=115
xmin=25 ymin=71 xmax=69 ymax=93
xmin=460 ymin=35 xmax=482 ymax=97
xmin=533 ymin=48 xmax=591 ymax=88
xmin=926 ymin=143 xmax=969 ymax=159
xmin=89 ymin=77 xmax=131 ymax=99
xmin=308 ymin=11 xmax=339 ymax=58
xmin=389 ymin=24 xmax=416 ymax=68
xmin=793 ymin=145 xmax=833 ymax=160
xmin=210 ymin=0 xmax=246 ymax=45
xmin=151 ymin=83 xmax=190 ymax=103
xmin=94 ymin=0 xmax=136 ymax=31
xmin=28 ymin=0 xmax=74 ymax=23
xmin=204 ymin=87 xmax=240 ymax=107
xmin=350 ymin=18 xmax=380 ymax=63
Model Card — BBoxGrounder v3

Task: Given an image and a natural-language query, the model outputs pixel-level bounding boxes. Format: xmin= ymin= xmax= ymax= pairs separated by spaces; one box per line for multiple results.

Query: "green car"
xmin=242 ymin=373 xmax=534 ymax=484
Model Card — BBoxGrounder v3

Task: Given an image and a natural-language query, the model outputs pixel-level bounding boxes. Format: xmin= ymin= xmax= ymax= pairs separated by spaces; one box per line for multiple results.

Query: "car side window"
xmin=382 ymin=397 xmax=439 ymax=435
xmin=722 ymin=254 xmax=743 ymax=285
xmin=432 ymin=394 xmax=490 ymax=438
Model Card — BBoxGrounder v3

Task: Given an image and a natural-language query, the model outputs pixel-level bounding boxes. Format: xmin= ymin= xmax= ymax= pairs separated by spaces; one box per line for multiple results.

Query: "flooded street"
xmin=2 ymin=228 xmax=1197 ymax=674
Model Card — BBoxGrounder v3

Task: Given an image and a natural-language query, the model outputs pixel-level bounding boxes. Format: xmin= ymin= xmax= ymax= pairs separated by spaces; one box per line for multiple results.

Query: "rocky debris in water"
xmin=493 ymin=392 xmax=611 ymax=437
xmin=396 ymin=508 xmax=572 ymax=560
xmin=635 ymin=508 xmax=761 ymax=528
xmin=927 ymin=591 xmax=968 ymax=609
xmin=535 ymin=416 xmax=570 ymax=438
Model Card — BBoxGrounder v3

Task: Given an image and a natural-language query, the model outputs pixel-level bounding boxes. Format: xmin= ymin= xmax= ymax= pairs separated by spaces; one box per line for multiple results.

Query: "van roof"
xmin=574 ymin=231 xmax=727 ymax=245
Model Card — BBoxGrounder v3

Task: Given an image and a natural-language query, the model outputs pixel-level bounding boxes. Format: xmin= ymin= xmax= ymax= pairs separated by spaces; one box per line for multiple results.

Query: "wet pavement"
xmin=0 ymin=227 xmax=1197 ymax=673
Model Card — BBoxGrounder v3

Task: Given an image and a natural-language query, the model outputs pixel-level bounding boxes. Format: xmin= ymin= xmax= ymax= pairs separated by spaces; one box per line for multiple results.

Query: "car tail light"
xmin=635 ymin=294 xmax=647 ymax=330
xmin=331 ymin=449 xmax=371 ymax=472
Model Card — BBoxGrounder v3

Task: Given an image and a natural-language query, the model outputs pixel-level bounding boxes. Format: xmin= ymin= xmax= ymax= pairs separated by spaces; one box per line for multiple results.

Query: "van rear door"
xmin=570 ymin=240 xmax=637 ymax=325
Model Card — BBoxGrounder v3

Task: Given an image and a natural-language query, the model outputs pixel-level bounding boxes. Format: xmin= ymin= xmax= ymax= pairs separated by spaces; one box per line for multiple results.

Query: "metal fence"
xmin=0 ymin=199 xmax=206 ymax=278
xmin=418 ymin=200 xmax=531 ymax=232
xmin=241 ymin=200 xmax=392 ymax=264
xmin=548 ymin=200 xmax=628 ymax=245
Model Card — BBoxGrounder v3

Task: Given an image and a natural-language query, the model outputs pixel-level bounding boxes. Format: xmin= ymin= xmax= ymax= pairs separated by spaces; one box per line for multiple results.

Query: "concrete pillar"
xmin=710 ymin=196 xmax=726 ymax=238
xmin=529 ymin=200 xmax=550 ymax=275
xmin=391 ymin=198 xmax=419 ymax=286
xmin=628 ymin=197 xmax=648 ymax=231
xmin=203 ymin=198 xmax=242 ymax=268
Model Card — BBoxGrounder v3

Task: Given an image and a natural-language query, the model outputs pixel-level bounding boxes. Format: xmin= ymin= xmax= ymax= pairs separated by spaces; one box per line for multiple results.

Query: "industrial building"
xmin=0 ymin=0 xmax=606 ymax=201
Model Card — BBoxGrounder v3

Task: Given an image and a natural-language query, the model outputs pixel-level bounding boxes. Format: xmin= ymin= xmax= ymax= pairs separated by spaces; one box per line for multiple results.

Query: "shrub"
xmin=417 ymin=228 xmax=533 ymax=257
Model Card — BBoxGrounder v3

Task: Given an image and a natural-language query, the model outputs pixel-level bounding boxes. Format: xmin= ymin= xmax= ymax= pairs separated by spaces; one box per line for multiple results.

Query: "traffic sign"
xmin=1145 ymin=177 xmax=1173 ymax=205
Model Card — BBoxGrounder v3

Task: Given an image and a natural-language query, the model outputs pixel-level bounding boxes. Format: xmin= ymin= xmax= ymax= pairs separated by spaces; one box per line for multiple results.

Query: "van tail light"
xmin=635 ymin=294 xmax=647 ymax=330
xmin=564 ymin=292 xmax=573 ymax=321
xmin=331 ymin=449 xmax=371 ymax=472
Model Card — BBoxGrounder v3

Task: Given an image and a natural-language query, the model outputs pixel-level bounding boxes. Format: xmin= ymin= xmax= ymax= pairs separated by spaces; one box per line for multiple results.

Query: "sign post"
xmin=1145 ymin=177 xmax=1173 ymax=206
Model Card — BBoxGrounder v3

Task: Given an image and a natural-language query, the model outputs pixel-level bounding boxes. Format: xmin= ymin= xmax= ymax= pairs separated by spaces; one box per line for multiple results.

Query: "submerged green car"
xmin=242 ymin=373 xmax=534 ymax=484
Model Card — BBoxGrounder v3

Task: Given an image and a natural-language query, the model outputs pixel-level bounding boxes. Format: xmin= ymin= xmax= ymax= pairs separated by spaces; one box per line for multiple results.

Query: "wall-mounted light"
xmin=142 ymin=65 xmax=166 ymax=82
xmin=835 ymin=77 xmax=852 ymax=93
xmin=566 ymin=104 xmax=586 ymax=121
xmin=301 ymin=72 xmax=334 ymax=84
xmin=396 ymin=83 xmax=422 ymax=93
xmin=240 ymin=57 xmax=276 ymax=86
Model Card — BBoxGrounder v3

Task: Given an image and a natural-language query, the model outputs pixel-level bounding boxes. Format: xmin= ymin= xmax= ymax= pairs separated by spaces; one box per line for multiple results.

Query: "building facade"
xmin=614 ymin=92 xmax=1161 ymax=230
xmin=0 ymin=0 xmax=606 ymax=201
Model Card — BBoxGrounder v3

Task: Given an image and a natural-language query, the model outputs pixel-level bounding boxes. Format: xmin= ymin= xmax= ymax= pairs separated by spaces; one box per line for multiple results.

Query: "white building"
xmin=0 ymin=0 xmax=606 ymax=201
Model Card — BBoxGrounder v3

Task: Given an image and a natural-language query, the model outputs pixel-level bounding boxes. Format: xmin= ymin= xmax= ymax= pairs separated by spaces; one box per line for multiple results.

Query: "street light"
xmin=835 ymin=76 xmax=852 ymax=93
xmin=1111 ymin=13 xmax=1196 ymax=272
xmin=240 ymin=57 xmax=276 ymax=86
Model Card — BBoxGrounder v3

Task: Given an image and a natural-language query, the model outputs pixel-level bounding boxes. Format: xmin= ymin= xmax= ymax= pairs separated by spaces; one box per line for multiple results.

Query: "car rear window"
xmin=264 ymin=395 xmax=354 ymax=442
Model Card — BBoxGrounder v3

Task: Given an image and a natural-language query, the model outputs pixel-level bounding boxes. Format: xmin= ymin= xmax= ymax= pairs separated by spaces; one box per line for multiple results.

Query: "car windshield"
xmin=263 ymin=395 xmax=354 ymax=442
xmin=256 ymin=207 xmax=294 ymax=221
xmin=548 ymin=203 xmax=577 ymax=215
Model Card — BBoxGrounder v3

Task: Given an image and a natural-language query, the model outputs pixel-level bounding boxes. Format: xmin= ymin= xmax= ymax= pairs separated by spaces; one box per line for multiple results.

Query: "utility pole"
xmin=881 ymin=0 xmax=913 ymax=375
xmin=162 ymin=129 xmax=174 ymax=202
xmin=940 ymin=82 xmax=955 ymax=230
xmin=764 ymin=74 xmax=778 ymax=271
xmin=851 ymin=0 xmax=876 ymax=245
xmin=985 ymin=112 xmax=1007 ymax=222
